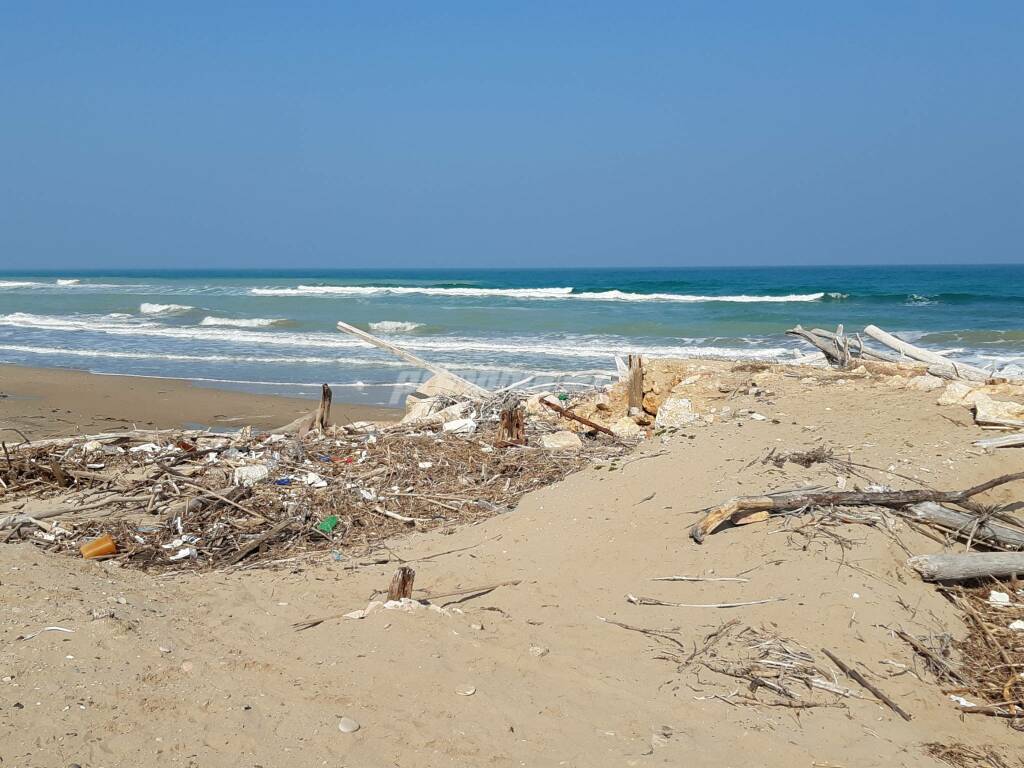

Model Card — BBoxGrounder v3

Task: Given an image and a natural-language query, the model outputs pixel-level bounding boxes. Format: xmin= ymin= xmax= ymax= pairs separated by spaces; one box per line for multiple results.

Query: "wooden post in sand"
xmin=387 ymin=566 xmax=416 ymax=601
xmin=496 ymin=405 xmax=526 ymax=446
xmin=627 ymin=355 xmax=644 ymax=415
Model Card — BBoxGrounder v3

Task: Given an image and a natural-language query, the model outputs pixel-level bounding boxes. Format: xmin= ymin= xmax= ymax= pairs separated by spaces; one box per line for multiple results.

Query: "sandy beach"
xmin=3 ymin=357 xmax=1024 ymax=767
xmin=0 ymin=364 xmax=399 ymax=439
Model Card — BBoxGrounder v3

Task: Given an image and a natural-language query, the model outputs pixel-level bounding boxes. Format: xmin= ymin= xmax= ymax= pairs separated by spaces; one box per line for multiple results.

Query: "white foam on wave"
xmin=250 ymin=284 xmax=830 ymax=303
xmin=571 ymin=290 xmax=828 ymax=303
xmin=368 ymin=320 xmax=424 ymax=332
xmin=0 ymin=312 xmax=803 ymax=364
xmin=251 ymin=285 xmax=575 ymax=299
xmin=56 ymin=278 xmax=80 ymax=286
xmin=199 ymin=316 xmax=285 ymax=328
xmin=140 ymin=302 xmax=193 ymax=315
xmin=0 ymin=280 xmax=43 ymax=288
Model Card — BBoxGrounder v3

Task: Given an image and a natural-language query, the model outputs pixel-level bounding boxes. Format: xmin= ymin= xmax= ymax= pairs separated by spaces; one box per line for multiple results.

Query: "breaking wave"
xmin=199 ymin=316 xmax=285 ymax=328
xmin=140 ymin=303 xmax=193 ymax=315
xmin=368 ymin=320 xmax=424 ymax=332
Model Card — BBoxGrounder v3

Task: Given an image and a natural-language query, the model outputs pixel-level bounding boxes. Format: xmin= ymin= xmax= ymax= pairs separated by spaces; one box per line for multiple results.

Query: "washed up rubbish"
xmin=317 ymin=515 xmax=340 ymax=534
xmin=129 ymin=442 xmax=162 ymax=454
xmin=442 ymin=418 xmax=477 ymax=435
xmin=80 ymin=533 xmax=116 ymax=559
xmin=16 ymin=626 xmax=76 ymax=641
xmin=988 ymin=590 xmax=1011 ymax=606
xmin=455 ymin=685 xmax=476 ymax=696
xmin=169 ymin=547 xmax=197 ymax=561
xmin=302 ymin=472 xmax=327 ymax=488
xmin=233 ymin=464 xmax=270 ymax=487
xmin=1009 ymin=620 xmax=1024 ymax=632
xmin=338 ymin=717 xmax=360 ymax=733
xmin=274 ymin=477 xmax=293 ymax=486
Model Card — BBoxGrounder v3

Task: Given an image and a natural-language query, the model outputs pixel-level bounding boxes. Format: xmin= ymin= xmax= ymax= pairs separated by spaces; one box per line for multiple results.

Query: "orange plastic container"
xmin=80 ymin=534 xmax=117 ymax=559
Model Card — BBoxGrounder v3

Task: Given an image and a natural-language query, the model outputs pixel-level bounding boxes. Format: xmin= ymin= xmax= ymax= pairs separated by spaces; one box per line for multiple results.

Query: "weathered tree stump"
xmin=627 ymin=355 xmax=644 ymax=415
xmin=387 ymin=566 xmax=416 ymax=601
xmin=496 ymin=405 xmax=526 ymax=446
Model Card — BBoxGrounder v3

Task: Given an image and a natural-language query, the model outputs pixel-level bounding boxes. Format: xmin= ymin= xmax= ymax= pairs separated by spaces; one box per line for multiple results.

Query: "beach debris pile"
xmin=0 ymin=322 xmax=635 ymax=570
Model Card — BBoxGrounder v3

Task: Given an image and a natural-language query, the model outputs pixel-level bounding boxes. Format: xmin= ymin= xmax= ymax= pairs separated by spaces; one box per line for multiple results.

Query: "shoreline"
xmin=0 ymin=363 xmax=400 ymax=439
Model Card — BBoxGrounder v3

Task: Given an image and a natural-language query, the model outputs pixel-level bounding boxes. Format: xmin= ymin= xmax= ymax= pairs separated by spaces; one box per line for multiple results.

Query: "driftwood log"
xmin=540 ymin=398 xmax=616 ymax=437
xmin=274 ymin=383 xmax=333 ymax=436
xmin=908 ymin=552 xmax=1024 ymax=582
xmin=690 ymin=471 xmax=1024 ymax=543
xmin=863 ymin=325 xmax=992 ymax=382
xmin=901 ymin=502 xmax=1024 ymax=550
xmin=336 ymin=320 xmax=488 ymax=397
xmin=976 ymin=433 xmax=1024 ymax=450
xmin=627 ymin=355 xmax=644 ymax=414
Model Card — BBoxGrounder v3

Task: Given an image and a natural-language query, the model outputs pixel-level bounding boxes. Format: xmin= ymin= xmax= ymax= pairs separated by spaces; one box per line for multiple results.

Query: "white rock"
xmin=540 ymin=431 xmax=583 ymax=451
xmin=610 ymin=417 xmax=642 ymax=439
xmin=1008 ymin=620 xmax=1024 ymax=632
xmin=974 ymin=397 xmax=1024 ymax=425
xmin=748 ymin=412 xmax=768 ymax=421
xmin=937 ymin=380 xmax=985 ymax=407
xmin=654 ymin=396 xmax=699 ymax=429
xmin=908 ymin=374 xmax=944 ymax=392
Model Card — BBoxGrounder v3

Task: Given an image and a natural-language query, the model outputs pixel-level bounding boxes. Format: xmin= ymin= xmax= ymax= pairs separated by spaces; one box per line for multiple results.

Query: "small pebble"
xmin=529 ymin=645 xmax=549 ymax=658
xmin=338 ymin=717 xmax=360 ymax=733
xmin=455 ymin=685 xmax=476 ymax=696
xmin=180 ymin=662 xmax=194 ymax=673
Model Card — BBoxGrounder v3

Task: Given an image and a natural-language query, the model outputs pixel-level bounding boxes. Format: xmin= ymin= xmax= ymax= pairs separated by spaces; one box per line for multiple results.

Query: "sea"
xmin=1 ymin=265 xmax=1022 ymax=406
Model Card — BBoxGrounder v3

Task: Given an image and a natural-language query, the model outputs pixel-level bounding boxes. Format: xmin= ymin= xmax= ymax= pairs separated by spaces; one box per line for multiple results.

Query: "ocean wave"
xmin=0 ymin=311 xmax=800 ymax=362
xmin=199 ymin=316 xmax=285 ymax=328
xmin=570 ymin=290 xmax=829 ymax=303
xmin=140 ymin=302 xmax=193 ymax=315
xmin=368 ymin=320 xmax=424 ymax=332
xmin=0 ymin=280 xmax=43 ymax=288
xmin=905 ymin=294 xmax=937 ymax=306
xmin=250 ymin=285 xmax=575 ymax=299
xmin=56 ymin=278 xmax=80 ymax=286
xmin=249 ymin=284 xmax=832 ymax=303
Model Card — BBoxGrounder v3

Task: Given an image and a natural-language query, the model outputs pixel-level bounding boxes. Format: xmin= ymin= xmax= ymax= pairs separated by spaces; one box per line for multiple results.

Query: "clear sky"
xmin=1 ymin=2 xmax=1021 ymax=269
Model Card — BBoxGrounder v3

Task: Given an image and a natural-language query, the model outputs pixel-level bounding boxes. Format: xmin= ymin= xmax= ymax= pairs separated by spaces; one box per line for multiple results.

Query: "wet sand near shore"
xmin=0 ymin=364 xmax=400 ymax=439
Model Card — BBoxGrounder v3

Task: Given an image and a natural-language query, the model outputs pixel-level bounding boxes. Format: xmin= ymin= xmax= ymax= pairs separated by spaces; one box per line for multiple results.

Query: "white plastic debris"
xmin=129 ymin=443 xmax=162 ymax=454
xmin=232 ymin=464 xmax=270 ymax=487
xmin=442 ymin=418 xmax=477 ymax=435
xmin=949 ymin=694 xmax=976 ymax=708
xmin=988 ymin=590 xmax=1011 ymax=606
xmin=359 ymin=488 xmax=377 ymax=501
xmin=748 ymin=412 xmax=768 ymax=421
xmin=418 ymin=462 xmax=433 ymax=469
xmin=81 ymin=440 xmax=103 ymax=454
xmin=303 ymin=472 xmax=327 ymax=489
xmin=1009 ymin=620 xmax=1024 ymax=632
xmin=169 ymin=547 xmax=197 ymax=561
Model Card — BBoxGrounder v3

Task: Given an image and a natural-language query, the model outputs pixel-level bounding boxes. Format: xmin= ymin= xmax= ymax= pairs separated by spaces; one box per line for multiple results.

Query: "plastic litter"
xmin=442 ymin=418 xmax=477 ymax=435
xmin=232 ymin=464 xmax=270 ymax=487
xmin=1009 ymin=620 xmax=1024 ymax=632
xmin=988 ymin=590 xmax=1011 ymax=606
xmin=80 ymin=534 xmax=117 ymax=559
xmin=317 ymin=515 xmax=340 ymax=534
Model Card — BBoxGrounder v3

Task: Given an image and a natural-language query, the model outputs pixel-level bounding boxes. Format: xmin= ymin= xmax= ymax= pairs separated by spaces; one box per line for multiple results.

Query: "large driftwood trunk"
xmin=273 ymin=384 xmax=333 ymax=436
xmin=336 ymin=320 xmax=488 ymax=397
xmin=864 ymin=325 xmax=991 ymax=382
xmin=903 ymin=502 xmax=1024 ymax=550
xmin=908 ymin=552 xmax=1024 ymax=582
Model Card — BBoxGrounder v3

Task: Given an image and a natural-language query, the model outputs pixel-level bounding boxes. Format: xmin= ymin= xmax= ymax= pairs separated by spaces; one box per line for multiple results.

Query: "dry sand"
xmin=2 ymin=364 xmax=1024 ymax=766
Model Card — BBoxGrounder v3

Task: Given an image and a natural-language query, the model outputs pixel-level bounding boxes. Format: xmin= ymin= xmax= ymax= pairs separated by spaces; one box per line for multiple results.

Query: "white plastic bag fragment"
xmin=442 ymin=418 xmax=477 ymax=435
xmin=233 ymin=464 xmax=270 ymax=487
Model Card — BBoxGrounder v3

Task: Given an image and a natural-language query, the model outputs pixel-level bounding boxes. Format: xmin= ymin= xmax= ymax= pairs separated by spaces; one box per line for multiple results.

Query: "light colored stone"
xmin=404 ymin=373 xmax=479 ymax=412
xmin=974 ymin=396 xmax=1024 ymax=425
xmin=338 ymin=717 xmax=361 ymax=733
xmin=540 ymin=431 xmax=583 ymax=451
xmin=654 ymin=396 xmax=699 ymax=429
xmin=937 ymin=380 xmax=986 ymax=407
xmin=610 ymin=417 xmax=642 ymax=439
xmin=908 ymin=374 xmax=944 ymax=392
xmin=525 ymin=392 xmax=558 ymax=420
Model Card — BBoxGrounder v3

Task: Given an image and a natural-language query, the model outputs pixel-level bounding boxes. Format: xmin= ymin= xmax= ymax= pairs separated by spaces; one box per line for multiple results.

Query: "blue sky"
xmin=1 ymin=2 xmax=1021 ymax=268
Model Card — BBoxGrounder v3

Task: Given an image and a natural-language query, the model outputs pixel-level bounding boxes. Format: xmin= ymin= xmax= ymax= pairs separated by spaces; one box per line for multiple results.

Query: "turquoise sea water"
xmin=1 ymin=266 xmax=1022 ymax=404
